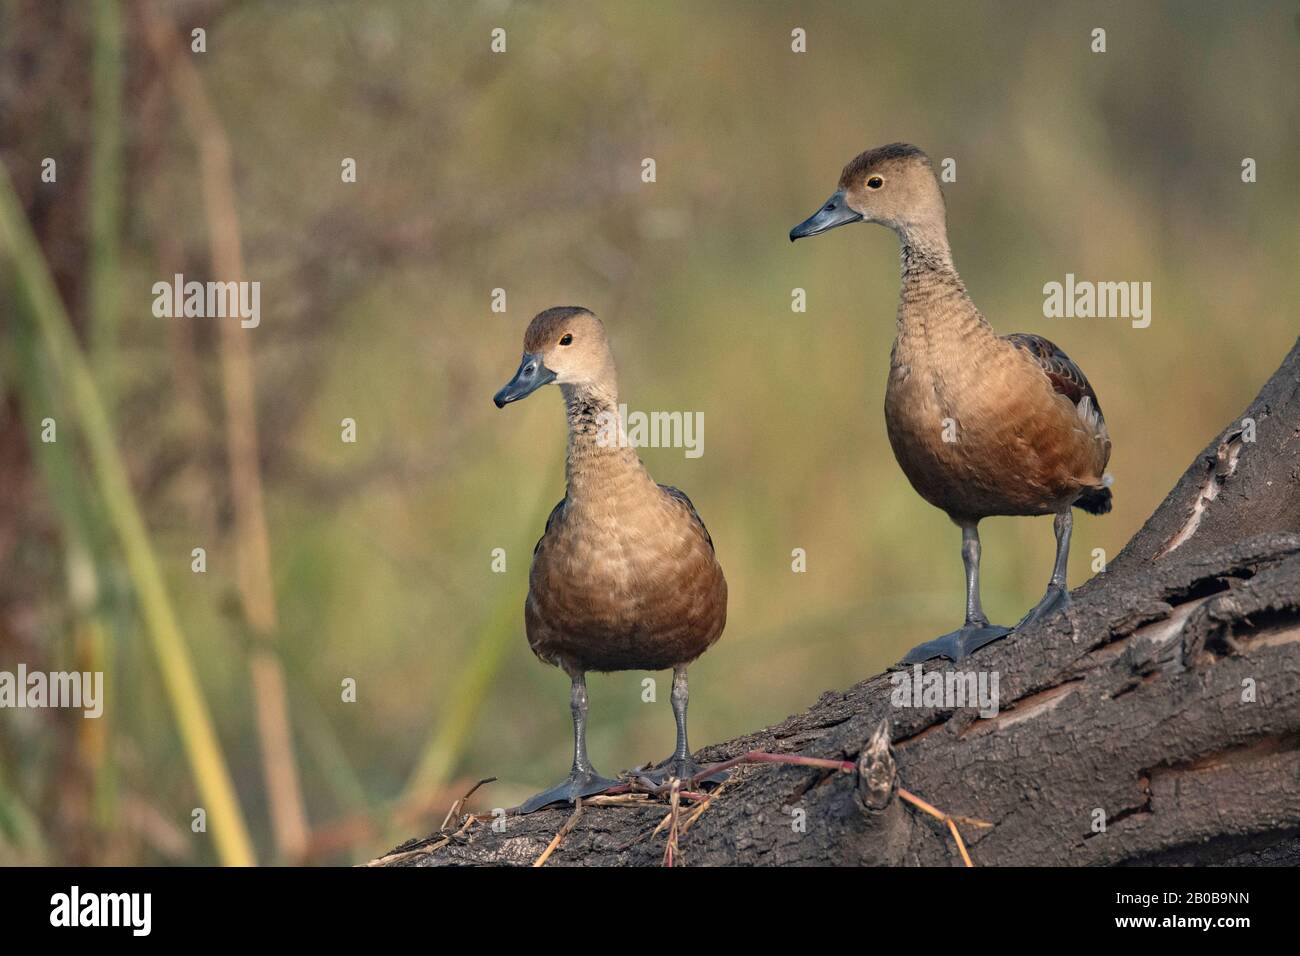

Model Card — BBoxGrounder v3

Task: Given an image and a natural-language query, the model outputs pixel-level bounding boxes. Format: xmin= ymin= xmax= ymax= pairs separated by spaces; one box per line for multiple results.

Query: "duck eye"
xmin=559 ymin=333 xmax=573 ymax=346
xmin=867 ymin=176 xmax=884 ymax=189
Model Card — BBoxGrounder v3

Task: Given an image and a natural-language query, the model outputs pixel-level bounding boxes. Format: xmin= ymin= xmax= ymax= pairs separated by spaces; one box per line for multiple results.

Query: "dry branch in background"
xmin=385 ymin=340 xmax=1300 ymax=866
xmin=138 ymin=0 xmax=308 ymax=863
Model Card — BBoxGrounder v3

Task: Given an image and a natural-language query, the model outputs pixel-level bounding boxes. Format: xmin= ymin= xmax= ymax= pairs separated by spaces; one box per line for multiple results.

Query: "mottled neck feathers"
xmin=896 ymin=240 xmax=994 ymax=345
xmin=561 ymin=383 xmax=649 ymax=499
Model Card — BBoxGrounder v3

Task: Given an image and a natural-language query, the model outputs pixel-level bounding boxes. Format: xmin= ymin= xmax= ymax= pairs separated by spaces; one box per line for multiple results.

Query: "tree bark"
xmin=385 ymin=340 xmax=1300 ymax=866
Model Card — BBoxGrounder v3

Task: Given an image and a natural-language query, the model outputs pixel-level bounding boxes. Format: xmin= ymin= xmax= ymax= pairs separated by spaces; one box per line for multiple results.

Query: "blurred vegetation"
xmin=0 ymin=0 xmax=1296 ymax=864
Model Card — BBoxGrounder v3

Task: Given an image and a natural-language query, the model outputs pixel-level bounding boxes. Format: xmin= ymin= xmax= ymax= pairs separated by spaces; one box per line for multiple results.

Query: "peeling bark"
xmin=386 ymin=340 xmax=1300 ymax=866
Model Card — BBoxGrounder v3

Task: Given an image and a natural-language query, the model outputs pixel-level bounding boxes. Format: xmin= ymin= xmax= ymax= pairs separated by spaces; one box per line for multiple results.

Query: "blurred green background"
xmin=1 ymin=0 xmax=1296 ymax=864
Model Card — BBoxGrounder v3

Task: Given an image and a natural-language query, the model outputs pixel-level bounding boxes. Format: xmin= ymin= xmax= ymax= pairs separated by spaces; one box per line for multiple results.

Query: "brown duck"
xmin=790 ymin=144 xmax=1112 ymax=662
xmin=494 ymin=307 xmax=727 ymax=812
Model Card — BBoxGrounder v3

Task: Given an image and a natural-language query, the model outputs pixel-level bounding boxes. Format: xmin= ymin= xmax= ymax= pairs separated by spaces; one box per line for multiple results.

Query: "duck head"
xmin=494 ymin=306 xmax=616 ymax=407
xmin=789 ymin=143 xmax=946 ymax=244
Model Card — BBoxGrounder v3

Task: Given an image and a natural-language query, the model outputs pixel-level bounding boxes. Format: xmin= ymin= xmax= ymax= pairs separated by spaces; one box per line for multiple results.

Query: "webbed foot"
xmin=517 ymin=768 xmax=621 ymax=815
xmin=631 ymin=755 xmax=729 ymax=788
xmin=902 ymin=622 xmax=1013 ymax=663
xmin=1015 ymin=584 xmax=1070 ymax=631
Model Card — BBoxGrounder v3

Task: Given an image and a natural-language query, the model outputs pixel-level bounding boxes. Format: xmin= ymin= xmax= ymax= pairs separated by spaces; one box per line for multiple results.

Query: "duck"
xmin=493 ymin=306 xmax=728 ymax=812
xmin=790 ymin=143 xmax=1112 ymax=663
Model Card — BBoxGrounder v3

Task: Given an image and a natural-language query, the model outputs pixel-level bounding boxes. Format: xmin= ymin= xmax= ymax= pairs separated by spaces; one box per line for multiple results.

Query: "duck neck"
xmin=894 ymin=226 xmax=995 ymax=350
xmin=561 ymin=381 xmax=651 ymax=503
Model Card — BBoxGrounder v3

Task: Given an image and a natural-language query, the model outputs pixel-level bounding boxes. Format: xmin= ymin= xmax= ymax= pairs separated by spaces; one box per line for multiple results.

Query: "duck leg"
xmin=517 ymin=672 xmax=620 ymax=814
xmin=634 ymin=666 xmax=728 ymax=787
xmin=1016 ymin=510 xmax=1072 ymax=629
xmin=902 ymin=523 xmax=1012 ymax=663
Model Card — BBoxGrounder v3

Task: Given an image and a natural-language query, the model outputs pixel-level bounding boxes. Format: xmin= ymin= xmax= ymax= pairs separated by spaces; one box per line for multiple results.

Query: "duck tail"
xmin=1076 ymin=485 xmax=1112 ymax=515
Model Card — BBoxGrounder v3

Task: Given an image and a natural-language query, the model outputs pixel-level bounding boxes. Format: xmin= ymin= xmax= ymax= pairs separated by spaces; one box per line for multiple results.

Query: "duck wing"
xmin=1005 ymin=332 xmax=1113 ymax=513
xmin=658 ymin=484 xmax=715 ymax=553
xmin=533 ymin=498 xmax=567 ymax=556
xmin=1004 ymin=332 xmax=1106 ymax=429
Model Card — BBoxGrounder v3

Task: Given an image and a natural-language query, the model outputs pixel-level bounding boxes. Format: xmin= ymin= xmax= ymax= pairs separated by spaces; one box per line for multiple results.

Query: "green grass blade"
xmin=0 ymin=164 xmax=257 ymax=867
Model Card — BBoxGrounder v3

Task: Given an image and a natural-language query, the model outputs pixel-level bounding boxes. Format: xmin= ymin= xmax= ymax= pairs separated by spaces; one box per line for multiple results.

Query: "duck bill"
xmin=493 ymin=352 xmax=556 ymax=407
xmin=789 ymin=190 xmax=863 ymax=241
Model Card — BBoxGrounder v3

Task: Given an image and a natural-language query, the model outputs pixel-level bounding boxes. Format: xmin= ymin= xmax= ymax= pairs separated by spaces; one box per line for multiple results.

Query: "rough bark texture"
xmin=387 ymin=340 xmax=1300 ymax=866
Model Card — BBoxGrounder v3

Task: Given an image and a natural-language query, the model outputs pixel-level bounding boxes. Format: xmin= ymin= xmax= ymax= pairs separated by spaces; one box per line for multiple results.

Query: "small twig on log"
xmin=946 ymin=818 xmax=973 ymax=867
xmin=533 ymin=798 xmax=584 ymax=868
xmin=693 ymin=750 xmax=856 ymax=781
xmin=439 ymin=777 xmax=496 ymax=832
xmin=680 ymin=777 xmax=736 ymax=834
xmin=363 ymin=812 xmax=478 ymax=867
xmin=662 ymin=780 xmax=682 ymax=867
xmin=581 ymin=793 xmax=655 ymax=807
xmin=361 ymin=777 xmax=494 ymax=866
xmin=896 ymin=786 xmax=983 ymax=867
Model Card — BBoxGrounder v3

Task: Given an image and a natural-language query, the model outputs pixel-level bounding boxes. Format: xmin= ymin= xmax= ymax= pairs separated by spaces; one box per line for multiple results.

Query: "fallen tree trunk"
xmin=385 ymin=340 xmax=1300 ymax=866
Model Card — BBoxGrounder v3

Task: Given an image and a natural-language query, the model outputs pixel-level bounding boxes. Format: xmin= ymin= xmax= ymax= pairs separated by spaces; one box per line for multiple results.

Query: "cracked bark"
xmin=387 ymin=339 xmax=1300 ymax=866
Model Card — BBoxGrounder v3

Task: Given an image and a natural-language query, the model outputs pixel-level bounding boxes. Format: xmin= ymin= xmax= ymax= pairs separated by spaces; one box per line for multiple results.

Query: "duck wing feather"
xmin=533 ymin=498 xmax=566 ymax=556
xmin=1004 ymin=332 xmax=1106 ymax=428
xmin=658 ymin=484 xmax=715 ymax=553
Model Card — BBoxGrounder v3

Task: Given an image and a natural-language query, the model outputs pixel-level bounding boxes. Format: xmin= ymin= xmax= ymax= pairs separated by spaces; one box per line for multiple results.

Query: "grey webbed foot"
xmin=632 ymin=665 xmax=728 ymax=789
xmin=1016 ymin=584 xmax=1070 ymax=631
xmin=632 ymin=755 xmax=729 ymax=788
xmin=904 ymin=523 xmax=1012 ymax=662
xmin=517 ymin=768 xmax=620 ymax=815
xmin=902 ymin=622 xmax=1012 ymax=663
